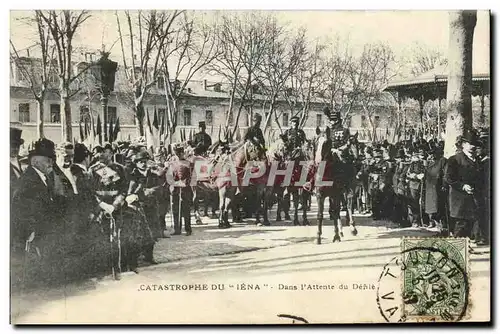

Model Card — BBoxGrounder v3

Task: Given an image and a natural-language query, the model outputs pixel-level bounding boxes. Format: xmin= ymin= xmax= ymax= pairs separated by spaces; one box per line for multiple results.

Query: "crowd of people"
xmin=10 ymin=109 xmax=490 ymax=288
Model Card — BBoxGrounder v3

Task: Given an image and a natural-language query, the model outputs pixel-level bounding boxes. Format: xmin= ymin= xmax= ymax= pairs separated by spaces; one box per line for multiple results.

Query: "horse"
xmin=313 ymin=129 xmax=359 ymax=244
xmin=267 ymin=137 xmax=314 ymax=225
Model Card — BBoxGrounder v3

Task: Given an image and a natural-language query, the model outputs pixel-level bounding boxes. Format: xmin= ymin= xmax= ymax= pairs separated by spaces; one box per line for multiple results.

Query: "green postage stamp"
xmin=401 ymin=238 xmax=469 ymax=322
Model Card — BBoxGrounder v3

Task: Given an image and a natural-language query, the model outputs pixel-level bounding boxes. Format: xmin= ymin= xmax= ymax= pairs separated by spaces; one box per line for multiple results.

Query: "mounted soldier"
xmin=283 ymin=116 xmax=307 ymax=160
xmin=323 ymin=106 xmax=349 ymax=149
xmin=192 ymin=121 xmax=212 ymax=156
xmin=244 ymin=113 xmax=266 ymax=159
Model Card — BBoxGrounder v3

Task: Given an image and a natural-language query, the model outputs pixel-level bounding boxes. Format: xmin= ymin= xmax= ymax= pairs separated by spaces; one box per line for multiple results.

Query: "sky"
xmin=9 ymin=10 xmax=490 ymax=79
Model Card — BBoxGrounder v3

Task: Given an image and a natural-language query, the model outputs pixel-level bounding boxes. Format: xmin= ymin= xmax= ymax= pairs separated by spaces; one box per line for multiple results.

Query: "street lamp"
xmin=91 ymin=51 xmax=118 ymax=142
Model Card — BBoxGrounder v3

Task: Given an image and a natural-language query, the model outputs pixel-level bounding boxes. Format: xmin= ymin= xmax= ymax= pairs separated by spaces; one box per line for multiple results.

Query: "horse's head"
xmin=314 ymin=132 xmax=333 ymax=164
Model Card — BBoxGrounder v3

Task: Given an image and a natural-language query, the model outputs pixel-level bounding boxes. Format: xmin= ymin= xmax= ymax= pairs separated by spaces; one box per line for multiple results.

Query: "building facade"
xmin=10 ymin=57 xmax=394 ymax=146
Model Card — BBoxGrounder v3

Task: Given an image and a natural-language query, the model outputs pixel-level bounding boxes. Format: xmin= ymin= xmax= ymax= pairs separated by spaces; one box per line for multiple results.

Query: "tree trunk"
xmin=444 ymin=11 xmax=477 ymax=158
xmin=135 ymin=102 xmax=145 ymax=137
xmin=36 ymin=99 xmax=45 ymax=139
xmin=60 ymin=86 xmax=72 ymax=142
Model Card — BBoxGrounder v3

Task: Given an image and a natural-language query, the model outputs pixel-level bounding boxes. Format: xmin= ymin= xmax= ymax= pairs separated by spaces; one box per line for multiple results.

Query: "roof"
xmin=383 ymin=58 xmax=490 ymax=100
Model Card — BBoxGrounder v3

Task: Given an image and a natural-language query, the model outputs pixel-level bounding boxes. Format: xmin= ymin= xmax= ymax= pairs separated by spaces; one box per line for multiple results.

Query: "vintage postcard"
xmin=9 ymin=9 xmax=490 ymax=324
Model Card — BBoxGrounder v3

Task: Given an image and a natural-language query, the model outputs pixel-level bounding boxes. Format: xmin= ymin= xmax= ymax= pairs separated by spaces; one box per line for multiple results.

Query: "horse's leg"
xmin=193 ymin=188 xmax=203 ymax=225
xmin=316 ymin=191 xmax=325 ymax=244
xmin=332 ymin=192 xmax=342 ymax=242
xmin=329 ymin=197 xmax=335 ymax=220
xmin=276 ymin=187 xmax=283 ymax=222
xmin=291 ymin=188 xmax=300 ymax=226
xmin=302 ymin=189 xmax=310 ymax=226
xmin=283 ymin=188 xmax=291 ymax=221
xmin=218 ymin=188 xmax=226 ymax=228
xmin=347 ymin=188 xmax=358 ymax=236
xmin=262 ymin=186 xmax=270 ymax=226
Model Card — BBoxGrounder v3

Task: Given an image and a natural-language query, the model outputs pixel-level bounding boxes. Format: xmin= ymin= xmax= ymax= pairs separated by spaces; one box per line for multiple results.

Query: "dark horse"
xmin=314 ymin=130 xmax=359 ymax=244
xmin=189 ymin=138 xmax=269 ymax=228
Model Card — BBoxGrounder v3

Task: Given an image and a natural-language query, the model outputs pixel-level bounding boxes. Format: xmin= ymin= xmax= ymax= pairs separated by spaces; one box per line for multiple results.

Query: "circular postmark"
xmin=377 ymin=246 xmax=469 ymax=323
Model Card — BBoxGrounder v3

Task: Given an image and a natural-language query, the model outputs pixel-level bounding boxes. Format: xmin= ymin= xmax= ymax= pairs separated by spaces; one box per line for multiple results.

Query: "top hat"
xmin=290 ymin=116 xmax=300 ymax=123
xmin=460 ymin=129 xmax=481 ymax=146
xmin=198 ymin=121 xmax=206 ymax=127
xmin=10 ymin=127 xmax=24 ymax=146
xmin=29 ymin=138 xmax=56 ymax=159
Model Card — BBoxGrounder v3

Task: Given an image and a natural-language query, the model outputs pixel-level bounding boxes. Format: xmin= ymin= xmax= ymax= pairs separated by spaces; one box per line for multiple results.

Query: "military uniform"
xmin=192 ymin=122 xmax=212 ymax=156
xmin=168 ymin=147 xmax=193 ymax=235
xmin=392 ymin=150 xmax=411 ymax=227
xmin=284 ymin=117 xmax=307 ymax=159
xmin=244 ymin=124 xmax=266 ymax=149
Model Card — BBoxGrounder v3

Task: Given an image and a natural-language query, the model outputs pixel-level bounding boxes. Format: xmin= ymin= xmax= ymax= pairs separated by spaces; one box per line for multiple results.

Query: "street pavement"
xmin=11 ymin=200 xmax=491 ymax=324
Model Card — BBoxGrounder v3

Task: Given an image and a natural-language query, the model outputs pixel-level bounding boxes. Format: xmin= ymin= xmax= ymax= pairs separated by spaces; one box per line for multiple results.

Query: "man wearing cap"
xmin=283 ymin=116 xmax=307 ymax=159
xmin=10 ymin=127 xmax=25 ymax=198
xmin=323 ymin=107 xmax=349 ymax=148
xmin=11 ymin=138 xmax=58 ymax=255
xmin=244 ymin=113 xmax=266 ymax=152
xmin=192 ymin=121 xmax=212 ymax=156
xmin=445 ymin=129 xmax=484 ymax=238
xmin=168 ymin=146 xmax=193 ymax=235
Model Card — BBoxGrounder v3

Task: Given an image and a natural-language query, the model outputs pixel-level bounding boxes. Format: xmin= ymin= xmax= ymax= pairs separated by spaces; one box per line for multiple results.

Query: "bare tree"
xmin=115 ymin=10 xmax=182 ymax=136
xmin=349 ymin=42 xmax=398 ymax=142
xmin=158 ymin=11 xmax=221 ymax=143
xmin=404 ymin=41 xmax=448 ymax=77
xmin=317 ymin=34 xmax=355 ymax=127
xmin=258 ymin=25 xmax=305 ymax=134
xmin=208 ymin=12 xmax=275 ymax=139
xmin=283 ymin=38 xmax=325 ymax=129
xmin=37 ymin=10 xmax=91 ymax=142
xmin=10 ymin=11 xmax=55 ymax=138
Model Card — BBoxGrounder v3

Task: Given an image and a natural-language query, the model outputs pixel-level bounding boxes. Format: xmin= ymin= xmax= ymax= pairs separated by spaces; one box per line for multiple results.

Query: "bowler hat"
xmin=290 ymin=116 xmax=300 ymax=123
xmin=29 ymin=138 xmax=56 ymax=159
xmin=460 ymin=129 xmax=481 ymax=146
xmin=10 ymin=127 xmax=24 ymax=146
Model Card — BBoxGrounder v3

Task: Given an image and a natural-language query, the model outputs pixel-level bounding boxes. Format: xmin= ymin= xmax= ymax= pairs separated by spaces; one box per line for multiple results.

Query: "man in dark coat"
xmin=392 ymin=148 xmax=410 ymax=227
xmin=406 ymin=148 xmax=425 ymax=227
xmin=474 ymin=130 xmax=490 ymax=245
xmin=422 ymin=147 xmax=447 ymax=229
xmin=11 ymin=139 xmax=58 ymax=249
xmin=245 ymin=113 xmax=266 ymax=150
xmin=323 ymin=106 xmax=349 ymax=148
xmin=444 ymin=129 xmax=483 ymax=238
xmin=283 ymin=116 xmax=307 ymax=159
xmin=192 ymin=121 xmax=212 ymax=156
xmin=10 ymin=127 xmax=24 ymax=199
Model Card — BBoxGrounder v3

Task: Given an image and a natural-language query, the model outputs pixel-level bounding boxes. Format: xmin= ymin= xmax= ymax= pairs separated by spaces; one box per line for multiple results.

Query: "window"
xmin=80 ymin=106 xmax=91 ymax=123
xmin=183 ymin=109 xmax=192 ymax=126
xmin=107 ymin=106 xmax=117 ymax=123
xmin=283 ymin=113 xmax=289 ymax=127
xmin=316 ymin=114 xmax=322 ymax=128
xmin=157 ymin=76 xmax=165 ymax=90
xmin=18 ymin=103 xmax=30 ymax=123
xmin=50 ymin=104 xmax=61 ymax=123
xmin=205 ymin=110 xmax=213 ymax=126
xmin=214 ymin=83 xmax=221 ymax=92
